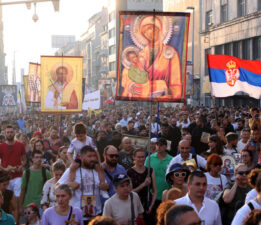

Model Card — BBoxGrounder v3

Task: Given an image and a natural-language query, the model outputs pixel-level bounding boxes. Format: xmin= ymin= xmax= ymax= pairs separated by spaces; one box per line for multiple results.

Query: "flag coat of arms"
xmin=207 ymin=54 xmax=261 ymax=99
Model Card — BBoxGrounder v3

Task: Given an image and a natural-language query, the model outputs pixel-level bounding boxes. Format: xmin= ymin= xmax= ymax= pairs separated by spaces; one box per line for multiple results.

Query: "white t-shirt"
xmin=103 ymin=192 xmax=144 ymax=223
xmin=205 ymin=172 xmax=228 ymax=200
xmin=232 ymin=199 xmax=261 ymax=225
xmin=68 ymin=136 xmax=97 ymax=159
xmin=58 ymin=167 xmax=102 ymax=217
xmin=224 ymin=147 xmax=238 ymax=156
xmin=237 ymin=140 xmax=247 ymax=153
xmin=245 ymin=189 xmax=257 ymax=203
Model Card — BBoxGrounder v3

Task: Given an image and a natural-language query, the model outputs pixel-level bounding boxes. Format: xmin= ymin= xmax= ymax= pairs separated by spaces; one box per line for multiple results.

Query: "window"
xmin=258 ymin=0 xmax=261 ymax=10
xmin=253 ymin=37 xmax=261 ymax=60
xmin=224 ymin=43 xmax=232 ymax=55
xmin=109 ymin=28 xmax=115 ymax=39
xmin=109 ymin=62 xmax=116 ymax=71
xmin=220 ymin=4 xmax=228 ymax=23
xmin=206 ymin=10 xmax=213 ymax=30
xmin=233 ymin=41 xmax=240 ymax=58
xmin=215 ymin=45 xmax=223 ymax=54
xmin=205 ymin=48 xmax=211 ymax=75
xmin=109 ymin=45 xmax=116 ymax=55
xmin=109 ymin=11 xmax=115 ymax=22
xmin=242 ymin=39 xmax=251 ymax=60
xmin=238 ymin=0 xmax=246 ymax=17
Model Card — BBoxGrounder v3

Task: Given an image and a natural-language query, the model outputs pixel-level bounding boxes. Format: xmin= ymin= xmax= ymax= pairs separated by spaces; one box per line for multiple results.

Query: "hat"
xmin=33 ymin=131 xmax=42 ymax=138
xmin=113 ymin=174 xmax=130 ymax=187
xmin=165 ymin=163 xmax=189 ymax=184
xmin=151 ymin=138 xmax=157 ymax=143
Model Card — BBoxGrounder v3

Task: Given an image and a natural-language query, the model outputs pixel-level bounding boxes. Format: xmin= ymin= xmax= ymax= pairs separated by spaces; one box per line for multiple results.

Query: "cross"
xmin=65 ymin=214 xmax=80 ymax=225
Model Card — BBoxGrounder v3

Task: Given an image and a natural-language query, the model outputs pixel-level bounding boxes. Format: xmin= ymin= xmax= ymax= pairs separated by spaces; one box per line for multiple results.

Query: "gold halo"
xmin=50 ymin=62 xmax=73 ymax=84
xmin=130 ymin=15 xmax=173 ymax=49
xmin=121 ymin=45 xmax=141 ymax=69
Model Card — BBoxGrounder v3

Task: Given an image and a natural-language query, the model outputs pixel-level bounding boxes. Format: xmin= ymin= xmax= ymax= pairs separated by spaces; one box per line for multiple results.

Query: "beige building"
xmin=200 ymin=0 xmax=261 ymax=106
xmin=164 ymin=0 xmax=200 ymax=105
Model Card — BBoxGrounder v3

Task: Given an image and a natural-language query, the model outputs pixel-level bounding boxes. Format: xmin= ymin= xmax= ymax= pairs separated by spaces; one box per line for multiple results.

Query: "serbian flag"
xmin=207 ymin=54 xmax=261 ymax=99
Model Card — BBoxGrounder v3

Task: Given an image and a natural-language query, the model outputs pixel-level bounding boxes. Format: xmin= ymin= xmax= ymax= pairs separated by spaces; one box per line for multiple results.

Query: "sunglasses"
xmin=213 ymin=163 xmax=222 ymax=167
xmin=173 ymin=172 xmax=187 ymax=177
xmin=237 ymin=171 xmax=250 ymax=176
xmin=24 ymin=211 xmax=34 ymax=215
xmin=107 ymin=154 xmax=119 ymax=159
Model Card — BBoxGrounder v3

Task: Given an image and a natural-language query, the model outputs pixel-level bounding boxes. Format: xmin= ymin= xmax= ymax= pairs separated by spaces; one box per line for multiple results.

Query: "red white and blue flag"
xmin=207 ymin=54 xmax=261 ymax=99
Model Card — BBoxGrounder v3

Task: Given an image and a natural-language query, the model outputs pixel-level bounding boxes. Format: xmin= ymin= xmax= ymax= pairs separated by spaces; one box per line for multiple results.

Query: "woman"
xmin=205 ymin=154 xmax=227 ymax=200
xmin=241 ymin=149 xmax=255 ymax=171
xmin=127 ymin=149 xmax=157 ymax=223
xmin=42 ymin=184 xmax=83 ymax=225
xmin=162 ymin=163 xmax=188 ymax=201
xmin=156 ymin=200 xmax=175 ymax=225
xmin=58 ymin=146 xmax=70 ymax=168
xmin=207 ymin=135 xmax=224 ymax=155
xmin=41 ymin=161 xmax=66 ymax=211
xmin=24 ymin=203 xmax=41 ymax=225
xmin=244 ymin=209 xmax=261 ymax=225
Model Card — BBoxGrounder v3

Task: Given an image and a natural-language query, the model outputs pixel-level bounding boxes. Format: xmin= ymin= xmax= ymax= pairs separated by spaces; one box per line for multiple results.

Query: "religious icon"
xmin=81 ymin=195 xmax=96 ymax=218
xmin=0 ymin=85 xmax=17 ymax=106
xmin=28 ymin=63 xmax=41 ymax=102
xmin=116 ymin=12 xmax=190 ymax=102
xmin=41 ymin=56 xmax=83 ymax=113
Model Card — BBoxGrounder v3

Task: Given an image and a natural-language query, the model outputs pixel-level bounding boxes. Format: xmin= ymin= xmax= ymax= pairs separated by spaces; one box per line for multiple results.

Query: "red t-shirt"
xmin=0 ymin=141 xmax=26 ymax=179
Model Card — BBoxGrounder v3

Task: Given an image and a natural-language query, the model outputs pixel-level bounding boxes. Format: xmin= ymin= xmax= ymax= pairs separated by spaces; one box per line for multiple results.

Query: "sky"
xmin=2 ymin=0 xmax=107 ymax=83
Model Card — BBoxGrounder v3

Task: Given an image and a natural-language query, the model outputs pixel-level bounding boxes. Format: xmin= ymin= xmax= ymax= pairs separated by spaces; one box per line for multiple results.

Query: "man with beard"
xmin=43 ymin=126 xmax=62 ymax=154
xmin=58 ymin=145 xmax=104 ymax=223
xmin=0 ymin=125 xmax=26 ymax=213
xmin=109 ymin=131 xmax=122 ymax=150
xmin=95 ymin=130 xmax=109 ymax=161
xmin=102 ymin=145 xmax=126 ymax=197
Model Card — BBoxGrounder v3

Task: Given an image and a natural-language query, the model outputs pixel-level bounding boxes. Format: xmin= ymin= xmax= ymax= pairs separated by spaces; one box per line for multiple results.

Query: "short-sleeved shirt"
xmin=42 ymin=206 xmax=83 ymax=225
xmin=68 ymin=136 xmax=97 ymax=159
xmin=102 ymin=163 xmax=126 ymax=197
xmin=21 ymin=168 xmax=51 ymax=207
xmin=205 ymin=172 xmax=227 ymax=200
xmin=103 ymin=192 xmax=144 ymax=222
xmin=0 ymin=209 xmax=15 ymax=225
xmin=118 ymin=150 xmax=133 ymax=170
xmin=144 ymin=152 xmax=173 ymax=200
xmin=0 ymin=141 xmax=26 ymax=179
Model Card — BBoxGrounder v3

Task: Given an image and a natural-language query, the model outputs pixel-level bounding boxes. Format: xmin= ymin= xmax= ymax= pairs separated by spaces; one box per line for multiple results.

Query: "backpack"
xmin=24 ymin=167 xmax=47 ymax=194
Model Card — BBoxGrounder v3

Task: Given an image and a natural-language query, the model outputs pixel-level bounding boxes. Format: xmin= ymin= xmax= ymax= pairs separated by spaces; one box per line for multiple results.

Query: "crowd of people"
xmin=0 ymin=102 xmax=261 ymax=225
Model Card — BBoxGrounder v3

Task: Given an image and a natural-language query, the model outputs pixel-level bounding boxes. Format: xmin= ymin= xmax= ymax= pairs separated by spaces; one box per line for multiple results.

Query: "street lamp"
xmin=187 ymin=6 xmax=195 ymax=104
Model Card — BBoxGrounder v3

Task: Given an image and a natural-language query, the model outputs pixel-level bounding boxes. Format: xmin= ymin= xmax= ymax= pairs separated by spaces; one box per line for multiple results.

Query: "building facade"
xmin=200 ymin=0 xmax=261 ymax=106
xmin=0 ymin=2 xmax=7 ymax=84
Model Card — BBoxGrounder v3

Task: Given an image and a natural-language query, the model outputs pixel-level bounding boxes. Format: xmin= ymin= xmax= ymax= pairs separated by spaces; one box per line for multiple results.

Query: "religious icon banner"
xmin=0 ymin=85 xmax=17 ymax=106
xmin=116 ymin=11 xmax=190 ymax=102
xmin=28 ymin=62 xmax=41 ymax=103
xmin=40 ymin=56 xmax=83 ymax=113
xmin=23 ymin=76 xmax=30 ymax=103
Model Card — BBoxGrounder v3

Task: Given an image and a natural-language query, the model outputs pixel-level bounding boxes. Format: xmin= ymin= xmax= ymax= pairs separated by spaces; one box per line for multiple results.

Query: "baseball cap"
xmin=113 ymin=174 xmax=130 ymax=187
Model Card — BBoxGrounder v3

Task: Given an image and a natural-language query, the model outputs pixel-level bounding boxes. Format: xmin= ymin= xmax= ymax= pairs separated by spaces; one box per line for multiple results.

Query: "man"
xmin=20 ymin=150 xmax=51 ymax=209
xmin=0 ymin=125 xmax=26 ymax=208
xmin=221 ymin=163 xmax=252 ymax=225
xmin=103 ymin=174 xmax=144 ymax=224
xmin=43 ymin=126 xmax=62 ymax=154
xmin=145 ymin=138 xmax=173 ymax=207
xmin=248 ymin=127 xmax=261 ymax=164
xmin=127 ymin=120 xmax=137 ymax=135
xmin=118 ymin=137 xmax=134 ymax=170
xmin=175 ymin=171 xmax=222 ymax=225
xmin=169 ymin=118 xmax=182 ymax=154
xmin=223 ymin=132 xmax=238 ymax=155
xmin=16 ymin=115 xmax=25 ymax=132
xmin=237 ymin=129 xmax=250 ymax=153
xmin=103 ymin=145 xmax=126 ymax=197
xmin=168 ymin=140 xmax=206 ymax=170
xmin=95 ymin=130 xmax=109 ymax=161
xmin=120 ymin=113 xmax=128 ymax=127
xmin=249 ymin=107 xmax=261 ymax=130
xmin=58 ymin=146 xmax=104 ymax=223
xmin=45 ymin=65 xmax=78 ymax=109
xmin=165 ymin=204 xmax=201 ymax=225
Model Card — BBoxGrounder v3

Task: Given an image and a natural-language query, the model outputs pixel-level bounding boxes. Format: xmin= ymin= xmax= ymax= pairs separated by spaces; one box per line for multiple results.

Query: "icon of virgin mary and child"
xmin=120 ymin=15 xmax=182 ymax=100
